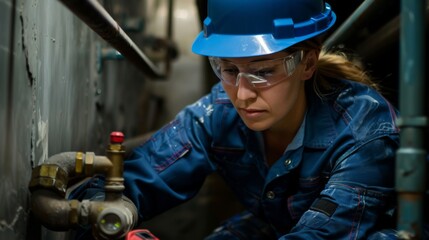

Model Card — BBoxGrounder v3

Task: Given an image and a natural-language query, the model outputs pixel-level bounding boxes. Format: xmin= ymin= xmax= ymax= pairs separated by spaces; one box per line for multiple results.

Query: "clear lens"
xmin=209 ymin=50 xmax=303 ymax=88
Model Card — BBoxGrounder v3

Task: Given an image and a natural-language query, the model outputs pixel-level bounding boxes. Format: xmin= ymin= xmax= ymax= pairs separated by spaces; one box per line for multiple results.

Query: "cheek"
xmin=222 ymin=83 xmax=237 ymax=101
xmin=221 ymin=81 xmax=242 ymax=104
xmin=267 ymin=82 xmax=302 ymax=113
xmin=265 ymin=81 xmax=303 ymax=120
xmin=268 ymin=92 xmax=293 ymax=112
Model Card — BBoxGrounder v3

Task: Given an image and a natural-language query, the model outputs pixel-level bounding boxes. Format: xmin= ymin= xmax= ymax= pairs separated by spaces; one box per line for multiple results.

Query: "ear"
xmin=300 ymin=50 xmax=319 ymax=81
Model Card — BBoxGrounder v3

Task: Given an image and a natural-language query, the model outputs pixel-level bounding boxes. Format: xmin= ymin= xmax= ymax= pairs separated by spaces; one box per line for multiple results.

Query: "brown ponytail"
xmin=303 ymin=48 xmax=379 ymax=99
xmin=293 ymin=39 xmax=379 ymax=98
xmin=316 ymin=49 xmax=378 ymax=90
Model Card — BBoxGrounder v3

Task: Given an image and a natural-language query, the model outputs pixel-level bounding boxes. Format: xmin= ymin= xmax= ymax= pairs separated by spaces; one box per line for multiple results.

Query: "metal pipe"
xmin=324 ymin=0 xmax=391 ymax=50
xmin=45 ymin=152 xmax=80 ymax=177
xmin=396 ymin=0 xmax=427 ymax=238
xmin=58 ymin=0 xmax=167 ymax=79
xmin=165 ymin=0 xmax=174 ymax=74
xmin=31 ymin=189 xmax=78 ymax=230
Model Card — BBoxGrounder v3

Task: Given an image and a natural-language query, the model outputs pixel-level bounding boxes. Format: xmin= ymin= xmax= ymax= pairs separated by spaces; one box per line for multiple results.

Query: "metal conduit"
xmin=396 ymin=0 xmax=427 ymax=238
xmin=58 ymin=0 xmax=168 ymax=79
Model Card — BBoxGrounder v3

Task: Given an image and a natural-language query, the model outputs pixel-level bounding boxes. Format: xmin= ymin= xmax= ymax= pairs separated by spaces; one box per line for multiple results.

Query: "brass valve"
xmin=29 ymin=132 xmax=137 ymax=239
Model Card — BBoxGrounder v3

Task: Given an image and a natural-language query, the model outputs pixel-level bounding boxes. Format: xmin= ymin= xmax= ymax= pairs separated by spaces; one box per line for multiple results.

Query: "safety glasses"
xmin=209 ymin=50 xmax=304 ymax=89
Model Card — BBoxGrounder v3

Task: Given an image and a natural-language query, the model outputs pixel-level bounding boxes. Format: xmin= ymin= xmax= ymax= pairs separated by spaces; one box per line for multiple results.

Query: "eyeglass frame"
xmin=208 ymin=50 xmax=304 ymax=89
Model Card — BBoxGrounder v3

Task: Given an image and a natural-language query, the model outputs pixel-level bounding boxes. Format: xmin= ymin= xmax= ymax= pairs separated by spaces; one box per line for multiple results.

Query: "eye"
xmin=253 ymin=68 xmax=275 ymax=77
xmin=221 ymin=65 xmax=239 ymax=77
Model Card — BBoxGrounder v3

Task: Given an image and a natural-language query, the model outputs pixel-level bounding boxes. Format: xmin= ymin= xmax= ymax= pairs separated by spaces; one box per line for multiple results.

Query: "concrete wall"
xmin=0 ymin=0 xmax=169 ymax=239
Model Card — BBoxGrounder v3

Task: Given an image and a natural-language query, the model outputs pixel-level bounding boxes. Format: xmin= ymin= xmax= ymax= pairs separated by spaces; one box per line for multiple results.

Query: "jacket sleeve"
xmin=123 ymin=94 xmax=218 ymax=221
xmin=280 ymin=136 xmax=399 ymax=239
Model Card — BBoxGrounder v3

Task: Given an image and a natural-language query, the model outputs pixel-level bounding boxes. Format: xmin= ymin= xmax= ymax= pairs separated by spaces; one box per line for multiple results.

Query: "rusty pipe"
xmin=44 ymin=152 xmax=81 ymax=177
xmin=31 ymin=189 xmax=137 ymax=239
xmin=38 ymin=151 xmax=114 ymax=177
xmin=29 ymin=152 xmax=113 ymax=196
xmin=31 ymin=189 xmax=79 ymax=231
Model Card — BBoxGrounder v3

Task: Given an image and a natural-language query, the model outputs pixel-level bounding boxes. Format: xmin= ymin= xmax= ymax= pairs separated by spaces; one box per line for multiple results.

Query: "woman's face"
xmin=220 ymin=50 xmax=314 ymax=132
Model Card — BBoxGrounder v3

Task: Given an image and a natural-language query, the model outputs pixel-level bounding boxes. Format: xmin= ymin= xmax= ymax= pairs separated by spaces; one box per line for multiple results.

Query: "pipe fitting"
xmin=89 ymin=197 xmax=138 ymax=239
xmin=31 ymin=189 xmax=137 ymax=239
xmin=87 ymin=154 xmax=114 ymax=176
xmin=29 ymin=164 xmax=69 ymax=196
xmin=75 ymin=151 xmax=84 ymax=174
xmin=28 ymin=152 xmax=114 ymax=196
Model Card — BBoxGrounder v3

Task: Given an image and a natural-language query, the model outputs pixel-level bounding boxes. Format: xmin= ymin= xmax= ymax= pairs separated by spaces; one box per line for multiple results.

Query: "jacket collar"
xmin=303 ymin=89 xmax=338 ymax=149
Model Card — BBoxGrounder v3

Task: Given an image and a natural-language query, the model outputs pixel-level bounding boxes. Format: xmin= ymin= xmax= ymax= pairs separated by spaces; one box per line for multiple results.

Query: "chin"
xmin=243 ymin=121 xmax=270 ymax=132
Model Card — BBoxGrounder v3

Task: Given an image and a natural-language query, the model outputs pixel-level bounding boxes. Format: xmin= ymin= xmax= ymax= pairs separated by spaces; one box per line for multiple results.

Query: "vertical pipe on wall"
xmin=165 ymin=0 xmax=174 ymax=74
xmin=396 ymin=0 xmax=427 ymax=238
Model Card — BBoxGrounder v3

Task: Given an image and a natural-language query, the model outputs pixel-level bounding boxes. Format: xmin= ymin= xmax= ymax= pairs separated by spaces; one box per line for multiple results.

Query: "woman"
xmin=78 ymin=0 xmax=400 ymax=239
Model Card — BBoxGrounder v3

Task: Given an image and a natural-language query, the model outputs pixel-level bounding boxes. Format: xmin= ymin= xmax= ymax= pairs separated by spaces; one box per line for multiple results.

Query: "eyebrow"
xmin=219 ymin=57 xmax=284 ymax=64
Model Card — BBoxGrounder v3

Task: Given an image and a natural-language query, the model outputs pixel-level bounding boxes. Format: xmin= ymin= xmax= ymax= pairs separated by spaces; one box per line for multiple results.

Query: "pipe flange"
xmin=69 ymin=199 xmax=80 ymax=225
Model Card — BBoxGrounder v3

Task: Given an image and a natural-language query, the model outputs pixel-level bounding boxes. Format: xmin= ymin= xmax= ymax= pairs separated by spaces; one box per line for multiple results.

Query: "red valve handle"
xmin=110 ymin=131 xmax=124 ymax=144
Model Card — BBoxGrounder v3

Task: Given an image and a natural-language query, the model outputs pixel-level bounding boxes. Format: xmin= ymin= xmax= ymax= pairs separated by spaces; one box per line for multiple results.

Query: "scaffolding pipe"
xmin=324 ymin=0 xmax=390 ymax=50
xmin=396 ymin=0 xmax=427 ymax=238
xmin=357 ymin=4 xmax=429 ymax=60
xmin=58 ymin=0 xmax=167 ymax=79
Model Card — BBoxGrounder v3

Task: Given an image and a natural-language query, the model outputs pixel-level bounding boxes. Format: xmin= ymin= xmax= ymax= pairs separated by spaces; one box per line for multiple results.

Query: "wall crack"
xmin=19 ymin=10 xmax=37 ymax=167
xmin=19 ymin=13 xmax=35 ymax=86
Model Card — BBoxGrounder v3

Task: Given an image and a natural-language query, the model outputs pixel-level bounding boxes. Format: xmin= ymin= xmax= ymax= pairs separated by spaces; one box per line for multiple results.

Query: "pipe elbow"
xmin=45 ymin=152 xmax=79 ymax=176
xmin=29 ymin=152 xmax=81 ymax=196
xmin=30 ymin=189 xmax=79 ymax=231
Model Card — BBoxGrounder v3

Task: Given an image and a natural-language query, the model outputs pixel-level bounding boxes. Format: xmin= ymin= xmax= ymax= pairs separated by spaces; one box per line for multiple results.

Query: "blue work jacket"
xmin=123 ymin=79 xmax=400 ymax=239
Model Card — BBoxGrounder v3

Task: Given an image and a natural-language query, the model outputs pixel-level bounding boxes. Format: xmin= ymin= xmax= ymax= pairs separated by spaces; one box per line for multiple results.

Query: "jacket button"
xmin=284 ymin=159 xmax=292 ymax=166
xmin=266 ymin=191 xmax=275 ymax=199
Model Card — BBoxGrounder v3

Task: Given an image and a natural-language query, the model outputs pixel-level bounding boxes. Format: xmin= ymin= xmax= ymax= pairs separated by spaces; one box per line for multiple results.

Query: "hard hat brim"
xmin=192 ymin=11 xmax=336 ymax=58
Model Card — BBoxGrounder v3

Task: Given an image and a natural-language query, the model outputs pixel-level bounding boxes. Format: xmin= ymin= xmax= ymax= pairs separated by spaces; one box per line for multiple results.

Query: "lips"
xmin=239 ymin=108 xmax=266 ymax=118
xmin=242 ymin=108 xmax=263 ymax=113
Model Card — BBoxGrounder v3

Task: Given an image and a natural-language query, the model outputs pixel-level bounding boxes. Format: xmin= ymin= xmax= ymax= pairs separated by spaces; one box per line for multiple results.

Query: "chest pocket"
xmin=212 ymin=146 xmax=254 ymax=180
xmin=211 ymin=147 xmax=265 ymax=208
xmin=148 ymin=119 xmax=192 ymax=172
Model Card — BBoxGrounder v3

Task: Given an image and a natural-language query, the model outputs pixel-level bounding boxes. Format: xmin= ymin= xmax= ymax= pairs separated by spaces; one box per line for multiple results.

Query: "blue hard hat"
xmin=192 ymin=0 xmax=336 ymax=58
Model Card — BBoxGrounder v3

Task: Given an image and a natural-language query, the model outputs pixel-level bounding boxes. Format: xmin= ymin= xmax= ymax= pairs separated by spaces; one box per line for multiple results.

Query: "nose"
xmin=236 ymin=74 xmax=257 ymax=100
